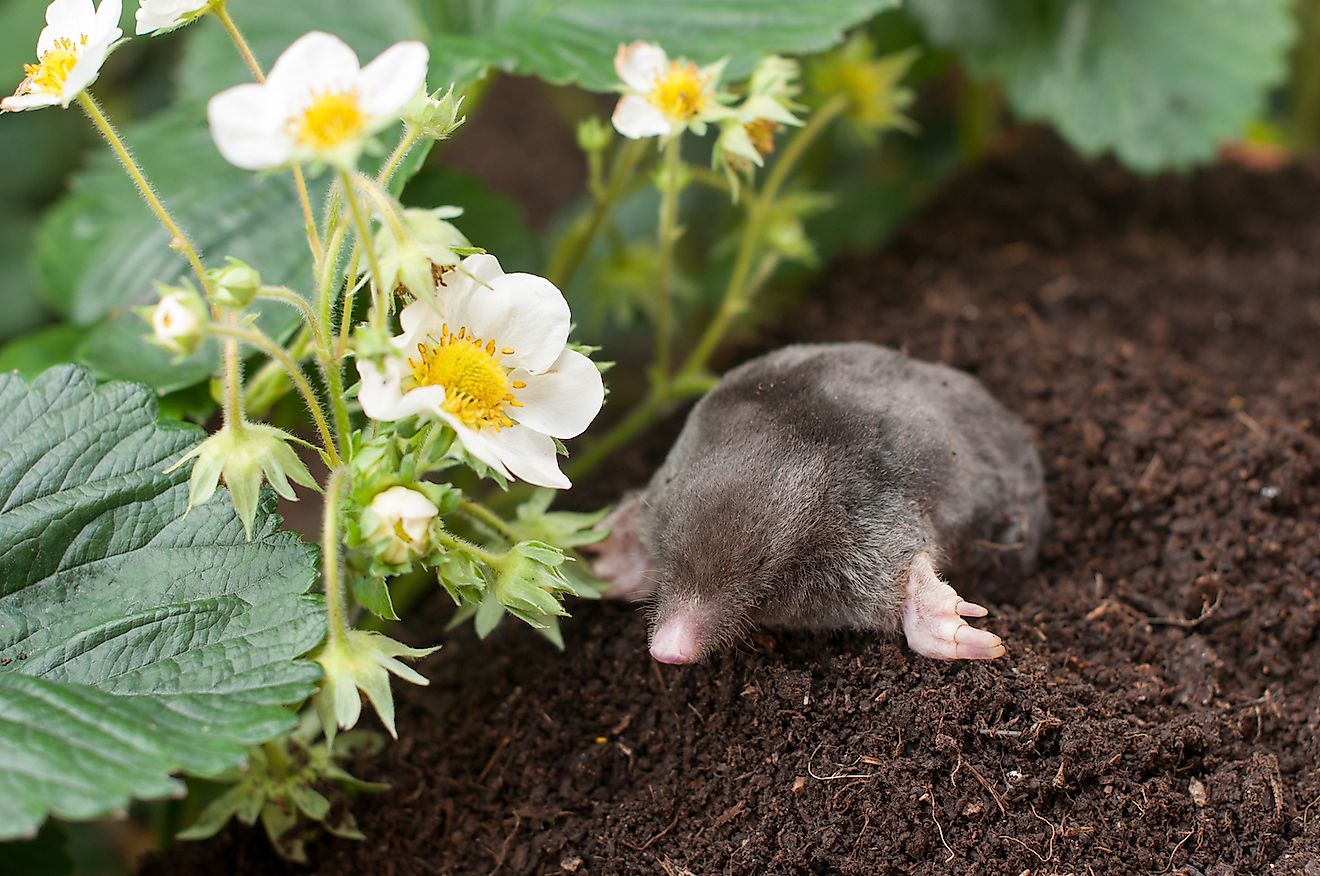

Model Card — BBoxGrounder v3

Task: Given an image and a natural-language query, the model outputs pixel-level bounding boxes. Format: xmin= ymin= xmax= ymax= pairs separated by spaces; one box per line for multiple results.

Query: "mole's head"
xmin=641 ymin=438 xmax=845 ymax=664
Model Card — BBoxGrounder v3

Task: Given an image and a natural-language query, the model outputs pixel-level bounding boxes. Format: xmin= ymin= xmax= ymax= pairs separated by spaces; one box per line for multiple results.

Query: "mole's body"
xmin=591 ymin=343 xmax=1049 ymax=664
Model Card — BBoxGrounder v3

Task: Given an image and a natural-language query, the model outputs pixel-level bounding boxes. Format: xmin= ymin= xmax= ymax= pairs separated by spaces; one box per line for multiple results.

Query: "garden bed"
xmin=146 ymin=135 xmax=1320 ymax=875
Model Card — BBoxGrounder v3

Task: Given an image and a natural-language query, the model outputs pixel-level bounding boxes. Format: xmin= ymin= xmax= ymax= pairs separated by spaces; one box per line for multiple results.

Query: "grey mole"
xmin=590 ymin=342 xmax=1049 ymax=664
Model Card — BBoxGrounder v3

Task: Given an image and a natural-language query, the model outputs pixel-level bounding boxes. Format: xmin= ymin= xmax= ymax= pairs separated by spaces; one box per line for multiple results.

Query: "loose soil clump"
xmin=146 ymin=136 xmax=1320 ymax=875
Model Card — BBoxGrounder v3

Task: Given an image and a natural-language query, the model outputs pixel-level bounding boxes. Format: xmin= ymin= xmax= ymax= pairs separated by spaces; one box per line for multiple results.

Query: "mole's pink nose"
xmin=650 ymin=615 xmax=698 ymax=664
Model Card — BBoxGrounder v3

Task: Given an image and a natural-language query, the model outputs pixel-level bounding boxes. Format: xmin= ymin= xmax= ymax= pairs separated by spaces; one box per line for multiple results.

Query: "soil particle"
xmin=144 ymin=135 xmax=1320 ymax=874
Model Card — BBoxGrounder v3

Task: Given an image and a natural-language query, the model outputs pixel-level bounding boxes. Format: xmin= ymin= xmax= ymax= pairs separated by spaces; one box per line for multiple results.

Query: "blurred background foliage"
xmin=0 ymin=0 xmax=1310 ymax=871
xmin=0 ymin=0 xmax=1304 ymax=419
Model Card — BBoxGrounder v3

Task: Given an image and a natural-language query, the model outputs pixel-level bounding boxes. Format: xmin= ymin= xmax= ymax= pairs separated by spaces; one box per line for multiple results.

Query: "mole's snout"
xmin=649 ymin=614 xmax=700 ymax=664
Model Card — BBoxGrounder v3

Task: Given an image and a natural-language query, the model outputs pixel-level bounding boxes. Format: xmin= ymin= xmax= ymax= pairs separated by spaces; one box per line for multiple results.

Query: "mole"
xmin=589 ymin=343 xmax=1049 ymax=664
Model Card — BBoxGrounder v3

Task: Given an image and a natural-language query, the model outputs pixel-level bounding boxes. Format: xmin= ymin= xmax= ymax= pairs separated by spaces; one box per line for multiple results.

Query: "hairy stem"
xmin=257 ymin=286 xmax=321 ymax=336
xmin=652 ymin=136 xmax=683 ymax=380
xmin=378 ymin=125 xmax=421 ymax=190
xmin=208 ymin=323 xmax=343 ymax=466
xmin=457 ymin=498 xmax=520 ymax=542
xmin=546 ymin=138 xmax=647 ymax=289
xmin=339 ymin=170 xmax=389 ymax=329
xmin=77 ymin=92 xmax=211 ymax=293
xmin=679 ymin=96 xmax=846 ymax=379
xmin=212 ymin=2 xmax=324 ymax=263
xmin=322 ymin=467 xmax=350 ymax=647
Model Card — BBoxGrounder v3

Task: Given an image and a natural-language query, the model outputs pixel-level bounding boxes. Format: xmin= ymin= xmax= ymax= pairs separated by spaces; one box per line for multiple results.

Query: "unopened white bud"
xmin=365 ymin=486 xmax=440 ymax=565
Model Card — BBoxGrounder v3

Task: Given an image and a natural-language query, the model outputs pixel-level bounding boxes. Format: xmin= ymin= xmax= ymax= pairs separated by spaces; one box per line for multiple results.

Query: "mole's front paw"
xmin=901 ymin=552 xmax=1006 ymax=661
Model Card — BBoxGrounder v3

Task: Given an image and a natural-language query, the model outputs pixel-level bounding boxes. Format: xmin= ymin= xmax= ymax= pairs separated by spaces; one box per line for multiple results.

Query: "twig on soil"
xmin=1030 ymin=805 xmax=1058 ymax=862
xmin=960 ymin=756 xmax=1008 ymax=815
xmin=1161 ymin=830 xmax=1194 ymax=873
xmin=1145 ymin=592 xmax=1223 ymax=628
xmin=1235 ymin=410 xmax=1267 ymax=438
xmin=622 ymin=814 xmax=680 ymax=852
xmin=924 ymin=787 xmax=955 ymax=864
xmin=806 ymin=741 xmax=874 ymax=781
xmin=477 ymin=736 xmax=511 ymax=784
xmin=1301 ymin=793 xmax=1320 ymax=827
xmin=487 ymin=813 xmax=522 ymax=876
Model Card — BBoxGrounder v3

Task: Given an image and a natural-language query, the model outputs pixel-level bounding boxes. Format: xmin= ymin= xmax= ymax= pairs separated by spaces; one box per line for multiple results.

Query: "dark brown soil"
xmin=145 ymin=135 xmax=1320 ymax=875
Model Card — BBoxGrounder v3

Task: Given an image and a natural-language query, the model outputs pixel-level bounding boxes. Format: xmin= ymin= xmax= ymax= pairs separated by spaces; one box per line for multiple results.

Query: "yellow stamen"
xmin=407 ymin=324 xmax=520 ymax=431
xmin=292 ymin=90 xmax=366 ymax=151
xmin=649 ymin=62 xmax=708 ymax=121
xmin=20 ymin=36 xmax=87 ymax=96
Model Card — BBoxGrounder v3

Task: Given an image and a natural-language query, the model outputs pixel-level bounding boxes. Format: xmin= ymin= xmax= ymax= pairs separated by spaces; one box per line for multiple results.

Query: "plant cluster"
xmin=0 ymin=0 xmax=1298 ymax=862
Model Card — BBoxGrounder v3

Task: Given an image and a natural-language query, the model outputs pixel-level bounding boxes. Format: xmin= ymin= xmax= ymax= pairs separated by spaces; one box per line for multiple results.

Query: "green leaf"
xmin=427 ymin=0 xmax=899 ymax=91
xmin=0 ymin=325 xmax=89 ymax=380
xmin=0 ymin=366 xmax=324 ymax=840
xmin=37 ymin=105 xmax=316 ymax=392
xmin=177 ymin=0 xmax=429 ymax=105
xmin=907 ymin=0 xmax=1295 ymax=172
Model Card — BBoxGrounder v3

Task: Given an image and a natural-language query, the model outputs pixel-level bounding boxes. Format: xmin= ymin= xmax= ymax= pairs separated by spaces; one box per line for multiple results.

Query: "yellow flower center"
xmin=408 ymin=325 xmax=526 ymax=431
xmin=649 ymin=62 xmax=708 ymax=121
xmin=21 ymin=36 xmax=86 ymax=95
xmin=292 ymin=91 xmax=366 ymax=151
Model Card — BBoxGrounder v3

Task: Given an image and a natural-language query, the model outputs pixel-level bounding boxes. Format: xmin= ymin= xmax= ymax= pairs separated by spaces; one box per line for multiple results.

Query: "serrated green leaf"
xmin=907 ymin=0 xmax=1295 ymax=172
xmin=0 ymin=366 xmax=324 ymax=841
xmin=427 ymin=0 xmax=898 ymax=91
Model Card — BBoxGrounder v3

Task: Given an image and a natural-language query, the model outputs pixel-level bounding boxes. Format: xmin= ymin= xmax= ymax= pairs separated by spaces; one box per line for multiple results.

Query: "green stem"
xmin=564 ymin=390 xmax=665 ymax=481
xmin=457 ymin=499 xmax=519 ymax=542
xmin=378 ymin=125 xmax=421 ymax=190
xmin=546 ymin=138 xmax=647 ymax=289
xmin=77 ymin=92 xmax=212 ymax=294
xmin=435 ymin=530 xmax=503 ymax=567
xmin=322 ymin=467 xmax=350 ymax=647
xmin=244 ymin=327 xmax=313 ymax=415
xmin=208 ymin=323 xmax=343 ymax=467
xmin=222 ymin=330 xmax=244 ymax=426
xmin=340 ymin=170 xmax=389 ymax=329
xmin=678 ymin=96 xmax=846 ymax=380
xmin=212 ymin=1 xmax=324 ymax=263
xmin=257 ymin=286 xmax=321 ymax=336
xmin=571 ymin=99 xmax=848 ymax=478
xmin=652 ymin=136 xmax=683 ymax=380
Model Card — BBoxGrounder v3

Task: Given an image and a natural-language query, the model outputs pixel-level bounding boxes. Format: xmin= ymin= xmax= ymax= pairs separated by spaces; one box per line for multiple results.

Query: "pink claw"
xmin=901 ymin=553 xmax=1007 ymax=661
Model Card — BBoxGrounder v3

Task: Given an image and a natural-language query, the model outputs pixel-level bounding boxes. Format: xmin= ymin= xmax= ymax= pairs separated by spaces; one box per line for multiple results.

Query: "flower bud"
xmin=145 ymin=287 xmax=207 ymax=356
xmin=576 ymin=116 xmax=612 ymax=154
xmin=208 ymin=257 xmax=261 ymax=310
xmin=362 ymin=485 xmax=439 ymax=565
xmin=402 ymin=85 xmax=465 ymax=140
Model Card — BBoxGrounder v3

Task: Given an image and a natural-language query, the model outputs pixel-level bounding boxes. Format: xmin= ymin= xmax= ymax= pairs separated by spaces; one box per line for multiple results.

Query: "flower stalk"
xmin=652 ymin=136 xmax=683 ymax=380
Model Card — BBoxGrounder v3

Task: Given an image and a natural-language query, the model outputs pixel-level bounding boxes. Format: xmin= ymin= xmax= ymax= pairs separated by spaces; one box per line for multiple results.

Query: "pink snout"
xmin=649 ymin=614 xmax=700 ymax=664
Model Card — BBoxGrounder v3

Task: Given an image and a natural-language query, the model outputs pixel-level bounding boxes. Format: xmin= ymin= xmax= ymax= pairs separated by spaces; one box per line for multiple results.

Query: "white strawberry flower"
xmin=135 ymin=0 xmax=210 ymax=35
xmin=356 ymin=254 xmax=604 ymax=490
xmin=207 ymin=31 xmax=428 ymax=170
xmin=2 ymin=0 xmax=123 ymax=113
xmin=611 ymin=40 xmax=728 ymax=140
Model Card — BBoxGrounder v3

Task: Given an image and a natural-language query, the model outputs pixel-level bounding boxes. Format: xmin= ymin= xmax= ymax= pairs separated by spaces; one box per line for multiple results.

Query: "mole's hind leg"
xmin=584 ymin=493 xmax=656 ymax=601
xmin=901 ymin=552 xmax=1006 ymax=660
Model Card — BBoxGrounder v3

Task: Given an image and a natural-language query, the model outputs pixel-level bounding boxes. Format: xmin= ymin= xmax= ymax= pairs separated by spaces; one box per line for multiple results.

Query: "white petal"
xmin=614 ymin=41 xmax=667 ymax=93
xmin=207 ymin=82 xmax=294 ymax=170
xmin=440 ymin=415 xmax=513 ymax=481
xmin=90 ymin=0 xmax=122 ymax=43
xmin=486 ymin=426 xmax=570 ymax=489
xmin=397 ymin=295 xmax=445 ymax=349
xmin=267 ymin=31 xmax=360 ymax=102
xmin=356 ymin=356 xmax=442 ymax=422
xmin=357 ymin=41 xmax=429 ymax=122
xmin=39 ymin=0 xmax=95 ymax=54
xmin=135 ymin=0 xmax=200 ymax=35
xmin=611 ymin=94 xmax=671 ymax=139
xmin=509 ymin=349 xmax=604 ymax=439
xmin=442 ymin=252 xmax=504 ymax=297
xmin=450 ymin=271 xmax=570 ymax=374
xmin=59 ymin=35 xmax=113 ymax=102
xmin=1 ymin=91 xmax=60 ymax=112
